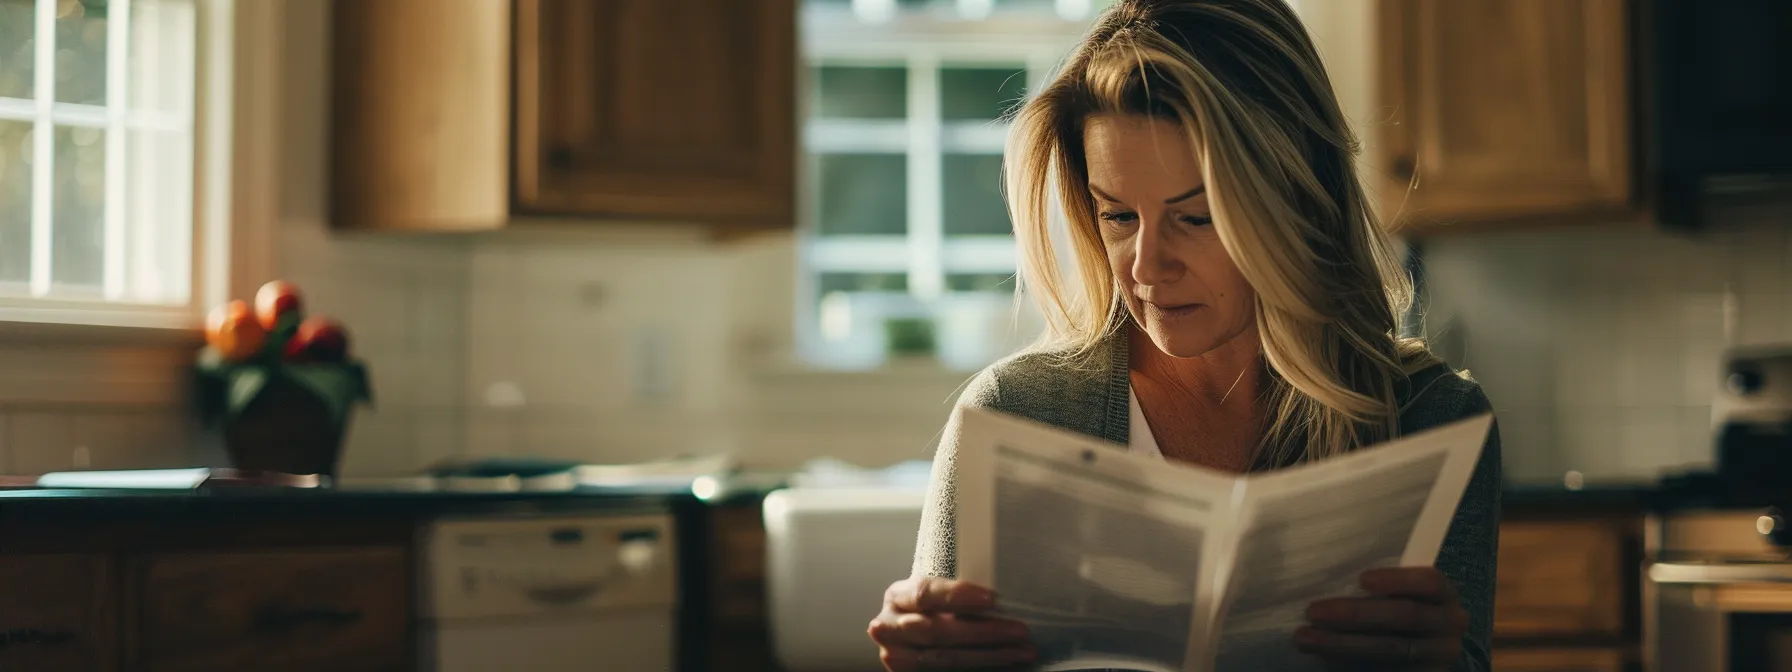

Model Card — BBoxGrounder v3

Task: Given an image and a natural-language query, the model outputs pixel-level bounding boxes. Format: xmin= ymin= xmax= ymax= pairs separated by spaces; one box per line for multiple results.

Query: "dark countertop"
xmin=1501 ymin=481 xmax=1659 ymax=515
xmin=0 ymin=485 xmax=707 ymax=522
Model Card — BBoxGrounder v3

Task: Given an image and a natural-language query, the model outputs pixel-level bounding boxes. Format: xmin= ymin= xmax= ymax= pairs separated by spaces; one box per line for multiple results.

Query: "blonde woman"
xmin=867 ymin=0 xmax=1500 ymax=670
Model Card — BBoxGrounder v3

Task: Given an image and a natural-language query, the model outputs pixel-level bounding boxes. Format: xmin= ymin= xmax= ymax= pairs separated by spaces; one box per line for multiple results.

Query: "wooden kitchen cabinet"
xmin=1493 ymin=647 xmax=1626 ymax=672
xmin=331 ymin=0 xmax=797 ymax=232
xmin=132 ymin=548 xmax=410 ymax=672
xmin=1495 ymin=520 xmax=1627 ymax=637
xmin=0 ymin=554 xmax=117 ymax=671
xmin=1376 ymin=0 xmax=1633 ymax=232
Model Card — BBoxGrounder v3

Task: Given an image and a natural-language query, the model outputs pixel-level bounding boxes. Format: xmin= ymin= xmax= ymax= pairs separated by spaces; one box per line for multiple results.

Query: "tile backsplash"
xmin=1419 ymin=203 xmax=1792 ymax=484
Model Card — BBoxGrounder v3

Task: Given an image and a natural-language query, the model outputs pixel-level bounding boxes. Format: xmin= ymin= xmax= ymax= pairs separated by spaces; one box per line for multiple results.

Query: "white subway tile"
xmin=338 ymin=408 xmax=418 ymax=477
xmin=462 ymin=411 xmax=520 ymax=458
xmin=1553 ymin=412 xmax=1621 ymax=478
xmin=413 ymin=409 xmax=467 ymax=468
xmin=0 ymin=410 xmax=10 ymax=474
xmin=1619 ymin=408 xmax=1682 ymax=479
xmin=1677 ymin=406 xmax=1716 ymax=469
xmin=83 ymin=410 xmax=195 ymax=469
xmin=1492 ymin=407 xmax=1556 ymax=482
xmin=1614 ymin=340 xmax=1684 ymax=408
xmin=7 ymin=411 xmax=78 ymax=474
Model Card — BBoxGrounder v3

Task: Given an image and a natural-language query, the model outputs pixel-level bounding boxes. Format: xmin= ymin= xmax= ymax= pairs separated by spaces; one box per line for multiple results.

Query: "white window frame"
xmin=797 ymin=5 xmax=1087 ymax=367
xmin=0 ymin=0 xmax=273 ymax=336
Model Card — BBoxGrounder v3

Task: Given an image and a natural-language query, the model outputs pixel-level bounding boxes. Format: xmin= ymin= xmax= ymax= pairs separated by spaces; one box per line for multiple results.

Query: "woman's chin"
xmin=1139 ymin=328 xmax=1222 ymax=359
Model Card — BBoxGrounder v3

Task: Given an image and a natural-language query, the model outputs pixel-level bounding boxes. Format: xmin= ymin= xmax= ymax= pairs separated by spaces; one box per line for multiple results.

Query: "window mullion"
xmin=29 ymin=0 xmax=56 ymax=297
xmin=906 ymin=55 xmax=943 ymax=302
xmin=104 ymin=0 xmax=133 ymax=300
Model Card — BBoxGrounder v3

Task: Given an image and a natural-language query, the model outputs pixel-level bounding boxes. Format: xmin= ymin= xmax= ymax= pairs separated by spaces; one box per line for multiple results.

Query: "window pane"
xmin=0 ymin=0 xmax=33 ymax=99
xmin=946 ymin=273 xmax=1014 ymax=293
xmin=819 ymin=272 xmax=908 ymax=294
xmin=0 ymin=120 xmax=30 ymax=286
xmin=941 ymin=66 xmax=1026 ymax=121
xmin=52 ymin=124 xmax=104 ymax=291
xmin=129 ymin=127 xmax=190 ymax=304
xmin=54 ymin=0 xmax=109 ymax=106
xmin=812 ymin=66 xmax=907 ymax=119
xmin=129 ymin=0 xmax=196 ymax=116
xmin=818 ymin=153 xmax=907 ymax=235
xmin=943 ymin=153 xmax=1010 ymax=236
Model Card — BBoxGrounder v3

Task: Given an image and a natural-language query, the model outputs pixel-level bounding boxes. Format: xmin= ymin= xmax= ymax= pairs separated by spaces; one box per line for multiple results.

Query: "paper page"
xmin=955 ymin=407 xmax=1239 ymax=672
xmin=1205 ymin=414 xmax=1492 ymax=671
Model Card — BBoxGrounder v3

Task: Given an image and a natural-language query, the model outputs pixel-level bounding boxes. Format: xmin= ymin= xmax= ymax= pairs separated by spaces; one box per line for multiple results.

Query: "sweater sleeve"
xmin=911 ymin=367 xmax=1001 ymax=579
xmin=1426 ymin=383 xmax=1503 ymax=672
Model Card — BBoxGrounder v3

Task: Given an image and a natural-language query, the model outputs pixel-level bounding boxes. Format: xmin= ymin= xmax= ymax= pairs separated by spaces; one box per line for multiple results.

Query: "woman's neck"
xmin=1128 ymin=324 xmax=1266 ymax=407
xmin=1128 ymin=324 xmax=1268 ymax=471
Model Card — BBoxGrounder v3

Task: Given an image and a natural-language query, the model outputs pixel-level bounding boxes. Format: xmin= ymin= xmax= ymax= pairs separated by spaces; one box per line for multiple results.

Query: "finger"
xmin=892 ymin=612 xmax=1030 ymax=647
xmin=1294 ymin=627 xmax=1458 ymax=665
xmin=1306 ymin=597 xmax=1463 ymax=636
xmin=887 ymin=576 xmax=997 ymax=614
xmin=915 ymin=644 xmax=1038 ymax=669
xmin=1359 ymin=567 xmax=1458 ymax=605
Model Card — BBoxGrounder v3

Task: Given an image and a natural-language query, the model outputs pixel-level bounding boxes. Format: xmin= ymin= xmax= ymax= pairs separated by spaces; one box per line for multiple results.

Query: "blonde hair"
xmin=1005 ymin=0 xmax=1439 ymax=465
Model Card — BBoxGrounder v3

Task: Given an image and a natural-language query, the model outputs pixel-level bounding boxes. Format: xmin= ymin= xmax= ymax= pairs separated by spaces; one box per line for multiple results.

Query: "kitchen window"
xmin=0 ymin=0 xmax=227 ymax=331
xmin=797 ymin=0 xmax=1103 ymax=370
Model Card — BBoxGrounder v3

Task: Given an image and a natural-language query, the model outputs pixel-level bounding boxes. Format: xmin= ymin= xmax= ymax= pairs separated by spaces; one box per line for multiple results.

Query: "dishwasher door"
xmin=419 ymin=514 xmax=678 ymax=671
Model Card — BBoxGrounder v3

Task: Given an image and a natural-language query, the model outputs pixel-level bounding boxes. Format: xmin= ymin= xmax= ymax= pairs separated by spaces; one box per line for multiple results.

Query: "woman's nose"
xmin=1131 ymin=220 xmax=1184 ymax=286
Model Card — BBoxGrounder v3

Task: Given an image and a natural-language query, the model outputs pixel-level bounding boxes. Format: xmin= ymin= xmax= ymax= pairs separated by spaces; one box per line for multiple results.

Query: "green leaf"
xmin=227 ymin=368 xmax=270 ymax=416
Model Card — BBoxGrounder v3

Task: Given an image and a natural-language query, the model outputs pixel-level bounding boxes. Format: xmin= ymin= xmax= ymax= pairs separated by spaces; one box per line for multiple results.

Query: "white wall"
xmin=1421 ymin=206 xmax=1792 ymax=484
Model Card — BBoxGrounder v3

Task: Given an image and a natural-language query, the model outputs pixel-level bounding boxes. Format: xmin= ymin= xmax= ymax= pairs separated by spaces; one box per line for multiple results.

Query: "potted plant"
xmin=194 ymin=281 xmax=373 ymax=479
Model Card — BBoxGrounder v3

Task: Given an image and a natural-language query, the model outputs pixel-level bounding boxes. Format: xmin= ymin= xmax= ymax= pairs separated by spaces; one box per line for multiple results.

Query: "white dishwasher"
xmin=419 ymin=514 xmax=678 ymax=671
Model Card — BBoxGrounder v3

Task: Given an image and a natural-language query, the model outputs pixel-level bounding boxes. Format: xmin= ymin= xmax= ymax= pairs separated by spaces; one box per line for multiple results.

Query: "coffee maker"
xmin=1706 ymin=345 xmax=1792 ymax=506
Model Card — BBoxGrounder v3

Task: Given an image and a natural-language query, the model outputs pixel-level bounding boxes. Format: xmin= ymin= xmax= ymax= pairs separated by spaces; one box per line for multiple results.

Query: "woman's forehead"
xmin=1083 ymin=114 xmax=1206 ymax=197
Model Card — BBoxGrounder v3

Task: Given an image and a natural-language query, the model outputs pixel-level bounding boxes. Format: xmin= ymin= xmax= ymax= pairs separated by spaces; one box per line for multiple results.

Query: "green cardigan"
xmin=912 ymin=333 xmax=1502 ymax=672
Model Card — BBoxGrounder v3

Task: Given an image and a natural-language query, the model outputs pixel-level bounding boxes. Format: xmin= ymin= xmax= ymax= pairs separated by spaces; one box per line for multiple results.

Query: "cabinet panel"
xmin=134 ymin=548 xmax=409 ymax=672
xmin=330 ymin=0 xmax=511 ymax=230
xmin=1495 ymin=520 xmax=1626 ymax=638
xmin=0 ymin=554 xmax=116 ymax=671
xmin=515 ymin=0 xmax=797 ymax=224
xmin=1378 ymin=0 xmax=1631 ymax=229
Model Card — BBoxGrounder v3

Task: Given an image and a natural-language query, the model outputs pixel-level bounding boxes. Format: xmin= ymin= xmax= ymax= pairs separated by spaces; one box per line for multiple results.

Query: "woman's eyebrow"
xmin=1086 ymin=184 xmax=1206 ymax=203
xmin=1164 ymin=185 xmax=1205 ymax=203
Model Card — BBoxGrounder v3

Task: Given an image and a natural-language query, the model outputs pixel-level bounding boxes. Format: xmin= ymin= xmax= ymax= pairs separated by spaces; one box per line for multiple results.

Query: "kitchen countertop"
xmin=0 ymin=484 xmax=707 ymax=522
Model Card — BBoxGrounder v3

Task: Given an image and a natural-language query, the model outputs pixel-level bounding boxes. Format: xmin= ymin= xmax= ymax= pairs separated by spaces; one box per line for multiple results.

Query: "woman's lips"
xmin=1143 ymin=301 xmax=1204 ymax=319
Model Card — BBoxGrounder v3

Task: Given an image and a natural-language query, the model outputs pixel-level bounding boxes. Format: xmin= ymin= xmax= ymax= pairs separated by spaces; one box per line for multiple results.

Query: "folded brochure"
xmin=952 ymin=407 xmax=1492 ymax=672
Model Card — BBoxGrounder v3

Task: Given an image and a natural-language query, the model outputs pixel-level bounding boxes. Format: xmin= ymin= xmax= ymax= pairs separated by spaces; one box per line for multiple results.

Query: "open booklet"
xmin=953 ymin=407 xmax=1493 ymax=672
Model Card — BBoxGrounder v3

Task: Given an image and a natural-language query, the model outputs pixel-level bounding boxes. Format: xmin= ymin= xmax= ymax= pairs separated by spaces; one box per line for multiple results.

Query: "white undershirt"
xmin=1127 ymin=387 xmax=1165 ymax=459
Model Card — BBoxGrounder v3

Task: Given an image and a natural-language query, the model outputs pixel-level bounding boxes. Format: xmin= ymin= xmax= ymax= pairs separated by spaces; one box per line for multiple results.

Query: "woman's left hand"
xmin=1293 ymin=566 xmax=1468 ymax=671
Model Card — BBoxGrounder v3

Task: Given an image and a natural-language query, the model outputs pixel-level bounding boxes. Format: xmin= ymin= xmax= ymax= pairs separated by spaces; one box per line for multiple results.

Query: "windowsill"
xmin=0 ymin=310 xmax=203 ymax=348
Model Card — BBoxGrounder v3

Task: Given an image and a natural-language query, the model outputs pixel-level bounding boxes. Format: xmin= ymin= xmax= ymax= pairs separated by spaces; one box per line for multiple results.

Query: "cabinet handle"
xmin=0 ymin=628 xmax=77 ymax=649
xmin=253 ymin=605 xmax=364 ymax=632
xmin=1391 ymin=155 xmax=1417 ymax=180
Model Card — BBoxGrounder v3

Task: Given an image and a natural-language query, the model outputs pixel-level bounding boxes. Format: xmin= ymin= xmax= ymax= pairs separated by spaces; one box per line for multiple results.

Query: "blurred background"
xmin=1 ymin=0 xmax=1790 ymax=670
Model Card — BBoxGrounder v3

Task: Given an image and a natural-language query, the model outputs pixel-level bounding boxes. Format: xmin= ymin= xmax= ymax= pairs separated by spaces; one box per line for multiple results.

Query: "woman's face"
xmin=1084 ymin=113 xmax=1257 ymax=359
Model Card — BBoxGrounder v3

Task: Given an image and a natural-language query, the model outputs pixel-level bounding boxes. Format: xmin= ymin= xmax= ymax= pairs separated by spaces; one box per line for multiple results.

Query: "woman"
xmin=867 ymin=0 xmax=1500 ymax=670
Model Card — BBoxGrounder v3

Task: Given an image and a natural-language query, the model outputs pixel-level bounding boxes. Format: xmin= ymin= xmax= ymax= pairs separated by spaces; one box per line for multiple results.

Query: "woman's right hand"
xmin=867 ymin=576 xmax=1036 ymax=671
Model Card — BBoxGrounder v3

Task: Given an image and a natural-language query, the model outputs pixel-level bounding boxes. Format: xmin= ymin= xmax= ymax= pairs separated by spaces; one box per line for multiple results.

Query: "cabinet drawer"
xmin=0 ymin=554 xmax=116 ymax=671
xmin=1495 ymin=521 xmax=1625 ymax=637
xmin=135 ymin=548 xmax=409 ymax=672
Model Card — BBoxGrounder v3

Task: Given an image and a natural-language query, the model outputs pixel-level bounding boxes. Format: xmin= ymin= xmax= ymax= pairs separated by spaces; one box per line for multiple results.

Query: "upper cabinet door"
xmin=1377 ymin=0 xmax=1632 ymax=230
xmin=515 ymin=0 xmax=798 ymax=225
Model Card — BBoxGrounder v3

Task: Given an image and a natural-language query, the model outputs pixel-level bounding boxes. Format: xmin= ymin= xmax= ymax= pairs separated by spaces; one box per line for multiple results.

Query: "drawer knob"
xmin=254 ymin=605 xmax=365 ymax=632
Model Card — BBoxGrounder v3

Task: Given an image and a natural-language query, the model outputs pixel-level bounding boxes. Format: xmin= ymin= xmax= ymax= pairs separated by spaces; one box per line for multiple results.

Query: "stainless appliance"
xmin=1646 ymin=347 xmax=1792 ymax=670
xmin=418 ymin=514 xmax=679 ymax=671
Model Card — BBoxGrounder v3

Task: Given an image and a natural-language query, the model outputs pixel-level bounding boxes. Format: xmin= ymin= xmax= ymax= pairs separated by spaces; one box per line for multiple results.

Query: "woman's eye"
xmin=1179 ymin=215 xmax=1214 ymax=226
xmin=1098 ymin=211 xmax=1138 ymax=224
